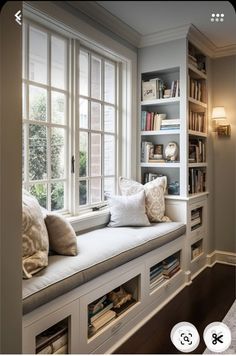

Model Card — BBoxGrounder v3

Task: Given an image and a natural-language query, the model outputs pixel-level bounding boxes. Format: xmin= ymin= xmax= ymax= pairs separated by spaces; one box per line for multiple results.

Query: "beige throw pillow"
xmin=119 ymin=176 xmax=170 ymax=223
xmin=22 ymin=192 xmax=49 ymax=279
xmin=45 ymin=214 xmax=78 ymax=256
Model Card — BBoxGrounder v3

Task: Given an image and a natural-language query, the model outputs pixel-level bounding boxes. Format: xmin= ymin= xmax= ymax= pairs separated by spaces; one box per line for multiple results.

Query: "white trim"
xmin=68 ymin=209 xmax=110 ymax=233
xmin=207 ymin=250 xmax=236 ymax=266
xmin=139 ymin=24 xmax=190 ymax=48
xmin=66 ymin=0 xmax=141 ymax=48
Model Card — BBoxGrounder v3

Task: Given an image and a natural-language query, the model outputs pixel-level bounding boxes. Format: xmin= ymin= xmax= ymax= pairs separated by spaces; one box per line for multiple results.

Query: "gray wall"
xmin=0 ymin=1 xmax=22 ymax=353
xmin=212 ymin=55 xmax=236 ymax=252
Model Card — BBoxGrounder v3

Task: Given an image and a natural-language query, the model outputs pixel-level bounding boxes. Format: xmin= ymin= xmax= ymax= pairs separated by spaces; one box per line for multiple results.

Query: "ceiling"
xmin=95 ymin=1 xmax=236 ymax=48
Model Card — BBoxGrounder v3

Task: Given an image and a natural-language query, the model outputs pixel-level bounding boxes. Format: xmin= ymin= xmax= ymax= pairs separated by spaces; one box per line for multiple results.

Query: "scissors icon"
xmin=212 ymin=333 xmax=223 ymax=345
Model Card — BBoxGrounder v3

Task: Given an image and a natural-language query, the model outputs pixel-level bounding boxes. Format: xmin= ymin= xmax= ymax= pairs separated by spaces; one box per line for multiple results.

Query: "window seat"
xmin=23 ymin=222 xmax=185 ymax=315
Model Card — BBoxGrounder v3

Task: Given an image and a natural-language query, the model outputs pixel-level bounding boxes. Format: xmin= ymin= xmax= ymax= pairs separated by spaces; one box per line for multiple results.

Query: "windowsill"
xmin=67 ymin=208 xmax=110 ymax=234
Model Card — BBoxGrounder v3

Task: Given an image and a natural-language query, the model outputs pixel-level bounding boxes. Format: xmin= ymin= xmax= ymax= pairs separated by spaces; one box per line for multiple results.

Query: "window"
xmin=23 ymin=22 xmax=119 ymax=215
xmin=78 ymin=49 xmax=117 ymax=208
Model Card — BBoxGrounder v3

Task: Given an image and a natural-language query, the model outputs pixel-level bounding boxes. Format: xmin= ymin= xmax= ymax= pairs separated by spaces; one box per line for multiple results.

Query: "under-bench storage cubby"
xmin=189 ymin=199 xmax=206 ymax=239
xmin=191 ymin=239 xmax=203 ymax=261
xmin=36 ymin=318 xmax=68 ymax=354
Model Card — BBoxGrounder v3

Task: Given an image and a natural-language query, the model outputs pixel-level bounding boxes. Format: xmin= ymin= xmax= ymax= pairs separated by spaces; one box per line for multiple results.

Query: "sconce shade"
xmin=212 ymin=106 xmax=226 ymax=120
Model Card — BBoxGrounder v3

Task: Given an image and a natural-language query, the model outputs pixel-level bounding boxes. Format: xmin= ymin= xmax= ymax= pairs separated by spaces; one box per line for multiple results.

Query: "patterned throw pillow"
xmin=108 ymin=190 xmax=150 ymax=227
xmin=22 ymin=192 xmax=49 ymax=279
xmin=119 ymin=176 xmax=170 ymax=223
xmin=45 ymin=214 xmax=78 ymax=256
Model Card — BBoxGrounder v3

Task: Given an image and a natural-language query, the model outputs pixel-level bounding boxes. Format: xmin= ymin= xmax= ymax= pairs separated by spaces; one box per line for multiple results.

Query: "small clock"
xmin=165 ymin=142 xmax=178 ymax=161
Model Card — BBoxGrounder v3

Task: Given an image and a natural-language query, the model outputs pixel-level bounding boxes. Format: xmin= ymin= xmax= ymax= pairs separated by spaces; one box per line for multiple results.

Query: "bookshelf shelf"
xmin=141 ymin=97 xmax=180 ymax=106
xmin=140 ymin=162 xmax=180 ymax=168
xmin=188 ymin=163 xmax=207 ymax=168
xmin=188 ymin=63 xmax=207 ymax=79
xmin=188 ymin=130 xmax=207 ymax=138
xmin=141 ymin=129 xmax=180 ymax=136
xmin=188 ymin=97 xmax=207 ymax=108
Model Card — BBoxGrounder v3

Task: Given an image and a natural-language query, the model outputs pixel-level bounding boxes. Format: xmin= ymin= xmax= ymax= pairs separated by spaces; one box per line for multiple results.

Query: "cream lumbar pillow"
xmin=108 ymin=190 xmax=150 ymax=227
xmin=45 ymin=214 xmax=78 ymax=256
xmin=22 ymin=191 xmax=49 ymax=279
xmin=119 ymin=176 xmax=170 ymax=223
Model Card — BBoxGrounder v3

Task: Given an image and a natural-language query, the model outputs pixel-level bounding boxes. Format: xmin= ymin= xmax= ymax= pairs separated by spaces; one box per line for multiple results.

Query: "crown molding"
xmin=66 ymin=1 xmax=141 ymax=47
xmin=139 ymin=24 xmax=190 ymax=48
xmin=213 ymin=45 xmax=236 ymax=58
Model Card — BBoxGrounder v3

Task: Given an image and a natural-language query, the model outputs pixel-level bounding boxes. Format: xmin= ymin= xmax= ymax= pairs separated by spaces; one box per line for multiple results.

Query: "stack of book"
xmin=160 ymin=119 xmax=180 ymax=131
xmin=150 ymin=262 xmax=164 ymax=289
xmin=191 ymin=242 xmax=203 ymax=259
xmin=36 ymin=320 xmax=68 ymax=354
xmin=188 ymin=54 xmax=198 ymax=68
xmin=162 ymin=255 xmax=180 ymax=279
xmin=191 ymin=208 xmax=202 ymax=231
xmin=188 ymin=53 xmax=206 ymax=74
xmin=88 ymin=295 xmax=115 ymax=337
xmin=189 ymin=110 xmax=205 ymax=132
xmin=189 ymin=138 xmax=206 ymax=163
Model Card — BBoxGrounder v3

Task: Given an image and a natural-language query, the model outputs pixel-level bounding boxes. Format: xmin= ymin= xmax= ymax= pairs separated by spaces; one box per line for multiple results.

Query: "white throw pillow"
xmin=108 ymin=190 xmax=150 ymax=227
xmin=119 ymin=176 xmax=170 ymax=223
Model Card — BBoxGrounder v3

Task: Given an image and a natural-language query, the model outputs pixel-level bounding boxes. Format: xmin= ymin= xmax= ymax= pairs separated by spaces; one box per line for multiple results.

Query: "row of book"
xmin=150 ymin=255 xmax=181 ymax=289
xmin=189 ymin=110 xmax=206 ymax=132
xmin=36 ymin=320 xmax=68 ymax=354
xmin=141 ymin=111 xmax=180 ymax=132
xmin=191 ymin=207 xmax=202 ymax=231
xmin=188 ymin=168 xmax=206 ymax=194
xmin=188 ymin=76 xmax=205 ymax=103
xmin=189 ymin=138 xmax=206 ymax=163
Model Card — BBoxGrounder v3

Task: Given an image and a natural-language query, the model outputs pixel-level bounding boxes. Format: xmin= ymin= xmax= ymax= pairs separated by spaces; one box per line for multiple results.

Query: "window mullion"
xmin=47 ymin=32 xmax=52 ymax=211
xmin=74 ymin=39 xmax=80 ymax=215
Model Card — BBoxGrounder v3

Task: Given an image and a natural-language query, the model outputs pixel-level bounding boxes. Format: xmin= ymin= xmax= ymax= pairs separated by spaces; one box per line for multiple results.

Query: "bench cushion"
xmin=22 ymin=222 xmax=186 ymax=314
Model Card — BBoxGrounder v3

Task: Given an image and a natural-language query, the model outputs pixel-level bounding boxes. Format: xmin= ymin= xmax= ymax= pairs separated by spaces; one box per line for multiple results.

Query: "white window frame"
xmin=23 ymin=20 xmax=70 ymax=212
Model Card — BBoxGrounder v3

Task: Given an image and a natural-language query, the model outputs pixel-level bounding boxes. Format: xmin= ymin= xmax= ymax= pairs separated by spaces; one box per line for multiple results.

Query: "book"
xmin=88 ymin=295 xmax=107 ymax=314
xmin=161 ymin=119 xmax=180 ymax=126
xmin=54 ymin=344 xmax=68 ymax=354
xmin=37 ymin=333 xmax=67 ymax=354
xmin=91 ymin=310 xmax=116 ymax=331
xmin=163 ymin=265 xmax=180 ymax=279
xmin=89 ymin=302 xmax=114 ymax=323
xmin=113 ymin=298 xmax=136 ymax=317
xmin=162 ymin=260 xmax=179 ymax=275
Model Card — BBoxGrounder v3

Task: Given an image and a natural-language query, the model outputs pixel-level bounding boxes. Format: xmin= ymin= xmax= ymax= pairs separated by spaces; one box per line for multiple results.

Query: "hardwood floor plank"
xmin=114 ymin=264 xmax=236 ymax=354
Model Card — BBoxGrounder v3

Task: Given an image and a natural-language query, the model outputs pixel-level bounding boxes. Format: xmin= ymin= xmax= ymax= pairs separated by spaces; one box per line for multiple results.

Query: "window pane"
xmin=91 ymin=102 xmax=101 ymax=130
xmin=91 ymin=56 xmax=101 ymax=100
xmin=22 ymin=125 xmax=25 ymax=181
xmin=23 ymin=83 xmax=27 ymax=119
xmin=80 ymin=132 xmax=88 ymax=177
xmin=91 ymin=178 xmax=101 ymax=203
xmin=51 ymin=92 xmax=66 ymax=124
xmin=30 ymin=183 xmax=47 ymax=208
xmin=51 ymin=36 xmax=66 ymax=90
xmin=29 ymin=124 xmax=47 ymax=180
xmin=91 ymin=134 xmax=101 ymax=176
xmin=29 ymin=85 xmax=47 ymax=121
xmin=51 ymin=182 xmax=64 ymax=211
xmin=22 ymin=23 xmax=26 ymax=79
xmin=79 ymin=51 xmax=89 ymax=96
xmin=104 ymin=105 xmax=115 ymax=132
xmin=79 ymin=180 xmax=87 ymax=205
xmin=29 ymin=27 xmax=47 ymax=84
xmin=104 ymin=177 xmax=115 ymax=199
xmin=104 ymin=135 xmax=115 ymax=175
xmin=51 ymin=128 xmax=65 ymax=179
xmin=79 ymin=98 xmax=88 ymax=129
xmin=105 ymin=62 xmax=115 ymax=104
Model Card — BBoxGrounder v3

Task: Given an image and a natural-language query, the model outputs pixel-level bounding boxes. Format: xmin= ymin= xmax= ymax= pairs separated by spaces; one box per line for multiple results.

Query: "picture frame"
xmin=142 ymin=81 xmax=157 ymax=101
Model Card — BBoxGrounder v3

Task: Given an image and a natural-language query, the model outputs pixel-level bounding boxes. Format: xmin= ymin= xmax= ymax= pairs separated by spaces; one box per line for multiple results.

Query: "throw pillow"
xmin=108 ymin=190 xmax=150 ymax=227
xmin=119 ymin=176 xmax=170 ymax=223
xmin=45 ymin=214 xmax=78 ymax=256
xmin=22 ymin=192 xmax=49 ymax=279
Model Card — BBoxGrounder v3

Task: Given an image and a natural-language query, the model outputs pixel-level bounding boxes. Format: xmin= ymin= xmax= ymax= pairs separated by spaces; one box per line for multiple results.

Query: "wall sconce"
xmin=212 ymin=106 xmax=231 ymax=137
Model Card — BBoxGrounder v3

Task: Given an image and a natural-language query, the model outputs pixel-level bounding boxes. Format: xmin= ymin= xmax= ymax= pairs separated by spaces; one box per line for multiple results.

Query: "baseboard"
xmin=207 ymin=250 xmax=236 ymax=266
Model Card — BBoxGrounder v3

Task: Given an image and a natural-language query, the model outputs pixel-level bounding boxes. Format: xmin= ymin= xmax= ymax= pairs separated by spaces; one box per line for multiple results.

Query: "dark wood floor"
xmin=114 ymin=263 xmax=236 ymax=354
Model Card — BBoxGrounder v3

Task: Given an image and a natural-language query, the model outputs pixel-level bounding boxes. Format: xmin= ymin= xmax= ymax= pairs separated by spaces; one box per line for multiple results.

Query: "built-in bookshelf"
xmin=87 ymin=277 xmax=139 ymax=339
xmin=35 ymin=318 xmax=68 ymax=354
xmin=140 ymin=67 xmax=181 ymax=196
xmin=149 ymin=251 xmax=181 ymax=290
